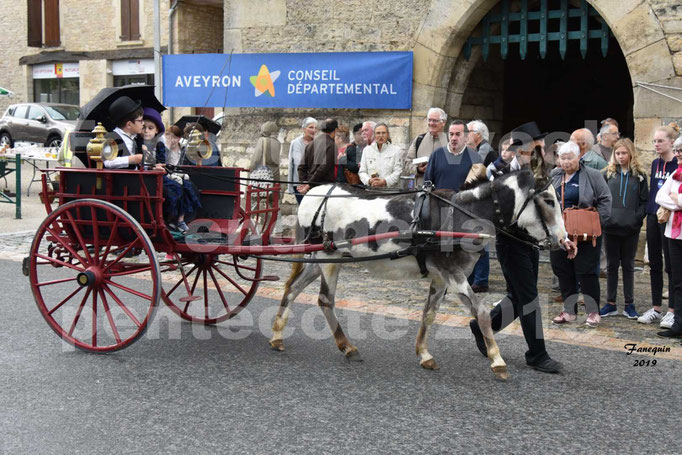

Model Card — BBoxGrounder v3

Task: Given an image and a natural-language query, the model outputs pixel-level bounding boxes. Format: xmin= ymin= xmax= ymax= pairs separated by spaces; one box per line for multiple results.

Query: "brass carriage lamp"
xmin=185 ymin=128 xmax=213 ymax=166
xmin=86 ymin=123 xmax=118 ymax=188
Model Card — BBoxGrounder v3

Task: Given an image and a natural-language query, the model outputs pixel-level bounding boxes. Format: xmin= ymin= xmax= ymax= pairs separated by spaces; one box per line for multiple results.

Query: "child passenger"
xmin=141 ymin=108 xmax=201 ymax=233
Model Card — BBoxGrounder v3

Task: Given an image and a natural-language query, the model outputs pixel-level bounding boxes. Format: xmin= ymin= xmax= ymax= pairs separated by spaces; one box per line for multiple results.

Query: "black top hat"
xmin=109 ymin=96 xmax=142 ymax=125
xmin=509 ymin=121 xmax=547 ymax=149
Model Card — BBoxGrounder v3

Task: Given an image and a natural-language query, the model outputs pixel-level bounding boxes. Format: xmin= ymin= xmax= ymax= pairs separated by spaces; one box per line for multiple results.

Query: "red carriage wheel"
xmin=29 ymin=199 xmax=161 ymax=352
xmin=161 ymin=254 xmax=263 ymax=325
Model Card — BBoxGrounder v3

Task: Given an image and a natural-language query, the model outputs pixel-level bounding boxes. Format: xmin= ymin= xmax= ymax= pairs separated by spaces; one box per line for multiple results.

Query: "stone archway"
xmin=410 ymin=0 xmax=680 ymax=149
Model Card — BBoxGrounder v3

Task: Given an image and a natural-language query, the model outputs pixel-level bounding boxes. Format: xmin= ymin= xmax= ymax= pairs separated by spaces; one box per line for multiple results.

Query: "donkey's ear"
xmin=465 ymin=163 xmax=487 ymax=185
xmin=530 ymin=146 xmax=549 ymax=185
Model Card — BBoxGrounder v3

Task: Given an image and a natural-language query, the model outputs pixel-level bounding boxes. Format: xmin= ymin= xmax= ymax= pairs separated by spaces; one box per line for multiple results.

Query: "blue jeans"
xmin=468 ymin=248 xmax=490 ymax=287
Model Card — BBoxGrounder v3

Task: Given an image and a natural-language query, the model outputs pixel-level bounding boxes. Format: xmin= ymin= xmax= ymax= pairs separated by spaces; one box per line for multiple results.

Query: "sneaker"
xmin=637 ymin=308 xmax=663 ymax=324
xmin=599 ymin=303 xmax=618 ymax=317
xmin=660 ymin=311 xmax=675 ymax=329
xmin=177 ymin=221 xmax=189 ymax=233
xmin=622 ymin=304 xmax=639 ymax=319
xmin=585 ymin=312 xmax=601 ymax=327
xmin=553 ymin=311 xmax=577 ymax=324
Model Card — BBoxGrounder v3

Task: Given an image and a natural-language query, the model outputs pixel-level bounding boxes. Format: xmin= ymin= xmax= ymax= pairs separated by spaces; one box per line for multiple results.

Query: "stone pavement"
xmin=4 ymin=227 xmax=680 ymax=360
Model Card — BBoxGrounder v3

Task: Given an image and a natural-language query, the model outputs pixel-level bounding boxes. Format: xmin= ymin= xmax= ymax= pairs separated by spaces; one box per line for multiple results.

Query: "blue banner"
xmin=162 ymin=52 xmax=413 ymax=109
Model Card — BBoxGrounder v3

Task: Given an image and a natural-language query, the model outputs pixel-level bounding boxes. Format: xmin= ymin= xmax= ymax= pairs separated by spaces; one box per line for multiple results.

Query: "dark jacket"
xmin=602 ymin=166 xmax=648 ymax=235
xmin=477 ymin=140 xmax=498 ymax=166
xmin=336 ymin=142 xmax=362 ymax=183
xmin=550 ymin=164 xmax=612 ymax=224
xmin=298 ymin=133 xmax=336 ymax=185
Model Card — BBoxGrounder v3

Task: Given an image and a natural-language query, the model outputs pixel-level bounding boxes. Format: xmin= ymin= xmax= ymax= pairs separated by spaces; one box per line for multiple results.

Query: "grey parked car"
xmin=0 ymin=103 xmax=80 ymax=148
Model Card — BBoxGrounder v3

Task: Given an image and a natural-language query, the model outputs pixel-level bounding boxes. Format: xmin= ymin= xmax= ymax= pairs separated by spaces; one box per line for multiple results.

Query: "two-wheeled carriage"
xmin=28 ymin=164 xmax=281 ymax=352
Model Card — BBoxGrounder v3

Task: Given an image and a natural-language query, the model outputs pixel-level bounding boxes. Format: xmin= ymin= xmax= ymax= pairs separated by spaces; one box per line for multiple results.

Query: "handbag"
xmin=657 ymin=206 xmax=671 ymax=224
xmin=561 ymin=176 xmax=602 ymax=247
xmin=344 ymin=168 xmax=361 ymax=185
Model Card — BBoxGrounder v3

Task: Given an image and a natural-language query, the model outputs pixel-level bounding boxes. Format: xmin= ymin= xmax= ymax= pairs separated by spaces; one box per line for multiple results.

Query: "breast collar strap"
xmin=303 ymin=184 xmax=337 ymax=245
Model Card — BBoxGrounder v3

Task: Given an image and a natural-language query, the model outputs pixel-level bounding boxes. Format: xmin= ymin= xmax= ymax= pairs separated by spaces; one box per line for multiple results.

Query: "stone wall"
xmin=177 ymin=3 xmax=224 ymax=54
xmin=219 ymin=0 xmax=681 ymax=179
xmin=0 ymin=0 xmax=172 ymax=113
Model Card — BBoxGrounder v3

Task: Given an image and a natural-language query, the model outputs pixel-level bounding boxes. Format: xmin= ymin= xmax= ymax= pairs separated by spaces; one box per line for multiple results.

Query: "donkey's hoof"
xmin=269 ymin=339 xmax=285 ymax=351
xmin=492 ymin=365 xmax=510 ymax=381
xmin=344 ymin=347 xmax=362 ymax=361
xmin=420 ymin=359 xmax=439 ymax=370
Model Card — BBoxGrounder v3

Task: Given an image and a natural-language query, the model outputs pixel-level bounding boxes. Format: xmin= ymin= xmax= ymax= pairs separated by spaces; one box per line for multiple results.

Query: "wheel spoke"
xmin=104 ymin=279 xmax=152 ymax=301
xmin=102 ymin=238 xmax=141 ymax=273
xmin=213 ymin=264 xmax=247 ymax=295
xmin=68 ymin=287 xmax=92 ymax=337
xmin=92 ymin=290 xmax=98 ymax=347
xmin=208 ymin=267 xmax=230 ymax=313
xmin=47 ymin=286 xmax=85 ymax=316
xmin=107 ymin=264 xmax=153 ymax=277
xmin=103 ymin=284 xmax=142 ymax=328
xmin=90 ymin=206 xmax=101 ymax=265
xmin=36 ymin=276 xmax=78 ymax=288
xmin=36 ymin=253 xmax=84 ymax=273
xmin=44 ymin=225 xmax=87 ymax=268
xmin=64 ymin=209 xmax=93 ymax=263
xmin=165 ymin=265 xmax=197 ymax=298
xmin=203 ymin=269 xmax=209 ymax=320
xmin=215 ymin=259 xmax=257 ymax=272
xmin=99 ymin=217 xmax=121 ymax=266
xmin=99 ymin=290 xmax=122 ymax=344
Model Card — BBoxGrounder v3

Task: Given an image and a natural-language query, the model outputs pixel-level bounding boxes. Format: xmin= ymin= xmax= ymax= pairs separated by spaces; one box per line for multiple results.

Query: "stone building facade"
xmin=1 ymin=1 xmax=680 ymax=221
xmin=0 ymin=0 xmax=223 ymax=122
xmin=219 ymin=0 xmax=682 ymax=203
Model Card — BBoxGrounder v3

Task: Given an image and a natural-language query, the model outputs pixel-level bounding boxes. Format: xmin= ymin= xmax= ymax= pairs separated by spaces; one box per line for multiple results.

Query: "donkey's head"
xmin=496 ymin=170 xmax=567 ymax=249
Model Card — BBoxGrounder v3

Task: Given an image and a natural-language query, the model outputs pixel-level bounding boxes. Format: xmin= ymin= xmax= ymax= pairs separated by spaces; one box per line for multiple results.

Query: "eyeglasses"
xmin=673 ymin=148 xmax=682 ymax=154
xmin=133 ymin=118 xmax=144 ymax=124
xmin=427 ymin=119 xmax=442 ymax=124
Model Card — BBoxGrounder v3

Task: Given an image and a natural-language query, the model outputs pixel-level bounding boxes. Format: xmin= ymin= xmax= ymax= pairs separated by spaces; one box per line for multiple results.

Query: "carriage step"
xmin=260 ymin=275 xmax=279 ymax=282
xmin=179 ymin=295 xmax=202 ymax=303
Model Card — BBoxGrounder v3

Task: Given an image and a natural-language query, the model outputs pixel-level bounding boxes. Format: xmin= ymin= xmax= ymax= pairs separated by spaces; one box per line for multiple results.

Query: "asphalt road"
xmin=1 ymin=258 xmax=680 ymax=454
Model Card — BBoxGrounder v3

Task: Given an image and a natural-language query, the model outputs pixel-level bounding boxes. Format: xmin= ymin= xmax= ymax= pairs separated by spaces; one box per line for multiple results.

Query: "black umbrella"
xmin=174 ymin=115 xmax=221 ymax=136
xmin=75 ymin=85 xmax=166 ymax=133
xmin=70 ymin=85 xmax=165 ymax=157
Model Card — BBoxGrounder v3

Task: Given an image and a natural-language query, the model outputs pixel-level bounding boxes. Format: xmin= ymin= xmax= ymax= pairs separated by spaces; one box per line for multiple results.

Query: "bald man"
xmin=571 ymin=128 xmax=607 ymax=170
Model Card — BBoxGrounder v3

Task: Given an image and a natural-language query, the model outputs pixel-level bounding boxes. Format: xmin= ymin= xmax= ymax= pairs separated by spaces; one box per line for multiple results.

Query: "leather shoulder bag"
xmin=561 ymin=171 xmax=602 ymax=247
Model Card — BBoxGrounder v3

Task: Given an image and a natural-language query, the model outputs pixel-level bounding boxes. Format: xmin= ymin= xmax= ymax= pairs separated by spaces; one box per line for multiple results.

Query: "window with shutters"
xmin=120 ymin=0 xmax=141 ymax=41
xmin=27 ymin=0 xmax=61 ymax=48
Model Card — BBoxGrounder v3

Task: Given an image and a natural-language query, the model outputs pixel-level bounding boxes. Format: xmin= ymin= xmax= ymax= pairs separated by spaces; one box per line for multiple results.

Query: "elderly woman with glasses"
xmin=550 ymin=141 xmax=612 ymax=328
xmin=654 ymin=137 xmax=682 ymax=339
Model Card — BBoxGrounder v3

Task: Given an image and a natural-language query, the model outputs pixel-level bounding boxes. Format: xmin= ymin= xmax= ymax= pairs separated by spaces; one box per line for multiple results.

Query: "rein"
xmin=427 ymin=179 xmax=550 ymax=250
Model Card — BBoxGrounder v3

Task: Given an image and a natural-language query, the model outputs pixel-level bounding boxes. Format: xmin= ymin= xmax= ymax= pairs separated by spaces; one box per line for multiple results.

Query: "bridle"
xmin=508 ymin=179 xmax=553 ymax=244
